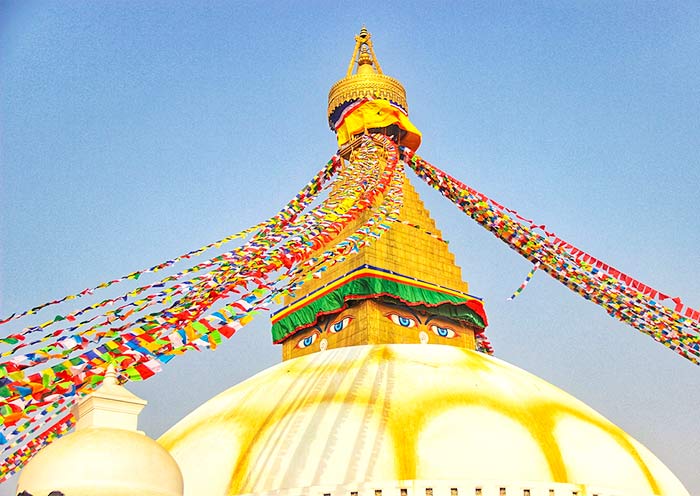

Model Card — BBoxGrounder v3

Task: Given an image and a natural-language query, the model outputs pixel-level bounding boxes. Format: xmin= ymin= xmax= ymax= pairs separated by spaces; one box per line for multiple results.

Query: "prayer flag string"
xmin=401 ymin=146 xmax=700 ymax=365
xmin=0 ymin=135 xmax=408 ymax=481
xmin=0 ymin=156 xmax=341 ymax=330
xmin=6 ymin=133 xmax=690 ymax=480
xmin=507 ymin=262 xmax=540 ymax=301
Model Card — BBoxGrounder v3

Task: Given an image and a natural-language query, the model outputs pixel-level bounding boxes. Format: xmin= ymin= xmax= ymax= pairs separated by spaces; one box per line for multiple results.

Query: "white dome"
xmin=159 ymin=344 xmax=688 ymax=496
xmin=17 ymin=426 xmax=183 ymax=496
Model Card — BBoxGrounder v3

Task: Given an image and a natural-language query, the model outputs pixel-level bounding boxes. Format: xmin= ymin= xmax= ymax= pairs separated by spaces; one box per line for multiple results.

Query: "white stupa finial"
xmin=104 ymin=362 xmax=118 ymax=385
xmin=73 ymin=362 xmax=147 ymax=432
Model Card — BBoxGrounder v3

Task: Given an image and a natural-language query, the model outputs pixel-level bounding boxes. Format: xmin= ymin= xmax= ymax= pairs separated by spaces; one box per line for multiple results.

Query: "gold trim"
xmin=328 ymin=28 xmax=409 ymax=123
xmin=328 ymin=74 xmax=408 ymax=123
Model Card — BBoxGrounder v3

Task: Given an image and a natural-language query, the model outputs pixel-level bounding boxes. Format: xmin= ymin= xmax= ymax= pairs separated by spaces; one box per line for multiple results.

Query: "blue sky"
xmin=1 ymin=1 xmax=699 ymax=494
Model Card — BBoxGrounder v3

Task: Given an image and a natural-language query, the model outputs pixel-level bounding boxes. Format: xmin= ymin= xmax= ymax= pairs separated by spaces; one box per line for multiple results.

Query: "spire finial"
xmin=104 ymin=362 xmax=119 ymax=385
xmin=345 ymin=26 xmax=383 ymax=77
xmin=74 ymin=361 xmax=147 ymax=431
xmin=328 ymin=28 xmax=409 ymax=128
xmin=358 ymin=25 xmax=369 ymax=40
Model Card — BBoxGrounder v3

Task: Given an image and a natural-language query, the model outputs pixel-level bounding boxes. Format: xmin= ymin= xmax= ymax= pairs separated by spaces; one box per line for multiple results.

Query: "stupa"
xmin=16 ymin=365 xmax=183 ymax=496
xmin=155 ymin=29 xmax=690 ymax=496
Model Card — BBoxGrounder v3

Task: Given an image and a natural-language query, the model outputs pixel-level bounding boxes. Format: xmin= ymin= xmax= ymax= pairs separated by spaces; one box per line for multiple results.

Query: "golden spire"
xmin=345 ymin=26 xmax=383 ymax=76
xmin=327 ymin=28 xmax=408 ymax=126
xmin=274 ymin=28 xmax=479 ymax=361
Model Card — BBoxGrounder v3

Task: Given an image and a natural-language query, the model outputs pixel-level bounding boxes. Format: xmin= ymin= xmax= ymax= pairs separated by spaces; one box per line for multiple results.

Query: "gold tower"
xmin=274 ymin=29 xmax=486 ymax=360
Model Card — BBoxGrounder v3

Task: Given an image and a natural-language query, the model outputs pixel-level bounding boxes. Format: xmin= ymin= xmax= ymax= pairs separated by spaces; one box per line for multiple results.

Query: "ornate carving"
xmin=327 ymin=74 xmax=408 ymax=123
xmin=327 ymin=28 xmax=409 ymax=124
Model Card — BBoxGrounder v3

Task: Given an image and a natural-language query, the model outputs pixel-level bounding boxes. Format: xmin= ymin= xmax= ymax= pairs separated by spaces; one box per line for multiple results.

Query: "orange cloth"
xmin=334 ymin=99 xmax=422 ymax=150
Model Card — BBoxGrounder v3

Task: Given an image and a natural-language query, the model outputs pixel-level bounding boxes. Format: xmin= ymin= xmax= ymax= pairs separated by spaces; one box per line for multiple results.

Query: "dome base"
xmin=160 ymin=344 xmax=688 ymax=496
xmin=234 ymin=479 xmax=659 ymax=496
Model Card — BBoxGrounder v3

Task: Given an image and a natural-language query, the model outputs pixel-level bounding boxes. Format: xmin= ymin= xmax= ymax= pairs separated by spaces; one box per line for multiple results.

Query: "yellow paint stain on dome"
xmin=629 ymin=438 xmax=690 ymax=496
xmin=225 ymin=353 xmax=349 ymax=492
xmin=554 ymin=415 xmax=660 ymax=493
xmin=158 ymin=345 xmax=675 ymax=496
xmin=378 ymin=345 xmax=568 ymax=483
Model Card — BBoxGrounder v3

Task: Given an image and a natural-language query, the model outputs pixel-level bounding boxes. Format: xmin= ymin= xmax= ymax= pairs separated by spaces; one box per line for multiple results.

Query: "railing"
xmin=239 ymin=480 xmax=626 ymax=496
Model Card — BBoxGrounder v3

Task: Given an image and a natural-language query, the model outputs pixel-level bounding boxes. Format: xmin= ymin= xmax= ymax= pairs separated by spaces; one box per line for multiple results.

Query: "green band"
xmin=271 ymin=276 xmax=485 ymax=342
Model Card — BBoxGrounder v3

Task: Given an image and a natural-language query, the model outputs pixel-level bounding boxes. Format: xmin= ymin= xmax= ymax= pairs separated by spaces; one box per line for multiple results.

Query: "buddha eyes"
xmin=296 ymin=311 xmax=458 ymax=350
xmin=430 ymin=325 xmax=457 ymax=338
xmin=385 ymin=310 xmax=459 ymax=338
xmin=296 ymin=331 xmax=320 ymax=349
xmin=329 ymin=316 xmax=353 ymax=333
xmin=296 ymin=317 xmax=353 ymax=348
xmin=387 ymin=313 xmax=417 ymax=328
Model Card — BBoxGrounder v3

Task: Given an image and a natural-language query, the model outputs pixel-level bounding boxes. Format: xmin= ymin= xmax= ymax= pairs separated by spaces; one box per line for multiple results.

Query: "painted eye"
xmin=388 ymin=313 xmax=417 ymax=328
xmin=296 ymin=331 xmax=320 ymax=349
xmin=329 ymin=316 xmax=353 ymax=333
xmin=431 ymin=325 xmax=457 ymax=338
